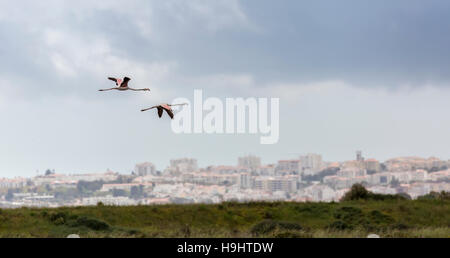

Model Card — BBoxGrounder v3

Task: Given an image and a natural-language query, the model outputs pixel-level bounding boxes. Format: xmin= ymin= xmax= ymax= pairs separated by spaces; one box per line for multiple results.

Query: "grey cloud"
xmin=1 ymin=1 xmax=450 ymax=176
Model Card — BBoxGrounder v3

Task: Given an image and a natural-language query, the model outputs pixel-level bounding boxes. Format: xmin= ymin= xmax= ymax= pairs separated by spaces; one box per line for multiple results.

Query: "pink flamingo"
xmin=141 ymin=103 xmax=188 ymax=119
xmin=99 ymin=77 xmax=150 ymax=92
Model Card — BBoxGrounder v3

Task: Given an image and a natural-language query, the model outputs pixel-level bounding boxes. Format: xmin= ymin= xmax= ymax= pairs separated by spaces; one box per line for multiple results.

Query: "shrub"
xmin=274 ymin=232 xmax=303 ymax=238
xmin=49 ymin=212 xmax=67 ymax=224
xmin=250 ymin=220 xmax=278 ymax=235
xmin=417 ymin=191 xmax=450 ymax=201
xmin=390 ymin=223 xmax=410 ymax=230
xmin=331 ymin=207 xmax=368 ymax=230
xmin=250 ymin=220 xmax=303 ymax=236
xmin=263 ymin=211 xmax=274 ymax=219
xmin=330 ymin=207 xmax=397 ymax=230
xmin=180 ymin=224 xmax=191 ymax=237
xmin=68 ymin=214 xmax=79 ymax=220
xmin=368 ymin=210 xmax=395 ymax=225
xmin=40 ymin=210 xmax=49 ymax=218
xmin=396 ymin=193 xmax=412 ymax=200
xmin=277 ymin=221 xmax=303 ymax=231
xmin=53 ymin=217 xmax=65 ymax=225
xmin=127 ymin=229 xmax=141 ymax=235
xmin=72 ymin=216 xmax=110 ymax=231
xmin=333 ymin=207 xmax=363 ymax=221
xmin=294 ymin=204 xmax=331 ymax=216
xmin=328 ymin=220 xmax=354 ymax=230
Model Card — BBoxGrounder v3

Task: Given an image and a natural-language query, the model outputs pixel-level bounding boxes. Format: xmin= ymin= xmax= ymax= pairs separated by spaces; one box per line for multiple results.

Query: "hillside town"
xmin=1 ymin=152 xmax=449 ymax=208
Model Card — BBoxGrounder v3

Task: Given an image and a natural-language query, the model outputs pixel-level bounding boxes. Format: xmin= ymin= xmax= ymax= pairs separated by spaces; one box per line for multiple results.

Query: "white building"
xmin=0 ymin=178 xmax=27 ymax=189
xmin=300 ymin=154 xmax=323 ymax=176
xmin=256 ymin=165 xmax=276 ymax=176
xmin=275 ymin=160 xmax=301 ymax=175
xmin=337 ymin=167 xmax=367 ymax=178
xmin=135 ymin=162 xmax=156 ymax=176
xmin=252 ymin=176 xmax=298 ymax=193
xmin=33 ymin=170 xmax=119 ymax=186
xmin=239 ymin=173 xmax=253 ymax=189
xmin=238 ymin=155 xmax=261 ymax=171
xmin=303 ymin=185 xmax=337 ymax=202
xmin=169 ymin=158 xmax=198 ymax=174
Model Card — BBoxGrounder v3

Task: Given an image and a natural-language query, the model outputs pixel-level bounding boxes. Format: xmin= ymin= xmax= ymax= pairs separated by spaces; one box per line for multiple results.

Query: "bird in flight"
xmin=98 ymin=77 xmax=150 ymax=92
xmin=141 ymin=103 xmax=188 ymax=119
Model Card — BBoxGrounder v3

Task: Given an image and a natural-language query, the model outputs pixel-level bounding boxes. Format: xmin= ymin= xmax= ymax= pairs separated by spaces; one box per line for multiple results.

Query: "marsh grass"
xmin=0 ymin=199 xmax=448 ymax=238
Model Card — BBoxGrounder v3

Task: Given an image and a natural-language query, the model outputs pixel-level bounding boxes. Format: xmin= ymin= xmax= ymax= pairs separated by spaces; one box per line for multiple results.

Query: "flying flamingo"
xmin=98 ymin=77 xmax=150 ymax=92
xmin=141 ymin=103 xmax=188 ymax=119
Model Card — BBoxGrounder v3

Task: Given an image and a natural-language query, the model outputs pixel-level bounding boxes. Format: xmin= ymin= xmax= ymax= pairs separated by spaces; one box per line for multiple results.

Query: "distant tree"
xmin=112 ymin=175 xmax=134 ymax=184
xmin=77 ymin=180 xmax=104 ymax=193
xmin=54 ymin=188 xmax=79 ymax=201
xmin=130 ymin=185 xmax=145 ymax=199
xmin=341 ymin=184 xmax=370 ymax=201
xmin=396 ymin=192 xmax=412 ymax=200
xmin=303 ymin=167 xmax=340 ymax=182
xmin=112 ymin=189 xmax=127 ymax=197
xmin=45 ymin=169 xmax=54 ymax=176
xmin=130 ymin=186 xmax=139 ymax=198
xmin=341 ymin=184 xmax=409 ymax=202
xmin=427 ymin=166 xmax=448 ymax=173
xmin=417 ymin=191 xmax=450 ymax=200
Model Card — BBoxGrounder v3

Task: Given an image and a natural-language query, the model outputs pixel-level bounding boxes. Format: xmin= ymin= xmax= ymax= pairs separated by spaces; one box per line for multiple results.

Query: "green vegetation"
xmin=0 ymin=198 xmax=448 ymax=237
xmin=340 ymin=183 xmax=411 ymax=201
xmin=302 ymin=167 xmax=340 ymax=182
xmin=417 ymin=191 xmax=450 ymax=200
xmin=0 ymin=185 xmax=448 ymax=238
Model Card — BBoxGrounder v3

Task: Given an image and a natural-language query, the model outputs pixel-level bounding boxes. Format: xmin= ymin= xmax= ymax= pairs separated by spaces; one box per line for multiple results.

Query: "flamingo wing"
xmin=157 ymin=107 xmax=163 ymax=118
xmin=108 ymin=77 xmax=119 ymax=86
xmin=164 ymin=108 xmax=174 ymax=119
xmin=120 ymin=77 xmax=131 ymax=87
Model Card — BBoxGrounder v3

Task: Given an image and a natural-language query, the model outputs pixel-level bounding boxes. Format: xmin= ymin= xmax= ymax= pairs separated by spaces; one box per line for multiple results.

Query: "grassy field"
xmin=0 ymin=199 xmax=449 ymax=238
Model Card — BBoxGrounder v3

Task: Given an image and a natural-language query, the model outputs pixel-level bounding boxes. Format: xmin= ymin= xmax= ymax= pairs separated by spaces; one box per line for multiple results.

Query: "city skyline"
xmin=2 ymin=151 xmax=449 ymax=178
xmin=1 ymin=151 xmax=448 ymax=209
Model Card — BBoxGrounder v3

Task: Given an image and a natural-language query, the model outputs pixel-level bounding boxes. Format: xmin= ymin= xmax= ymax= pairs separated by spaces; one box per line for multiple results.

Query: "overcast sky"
xmin=1 ymin=0 xmax=450 ymax=177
